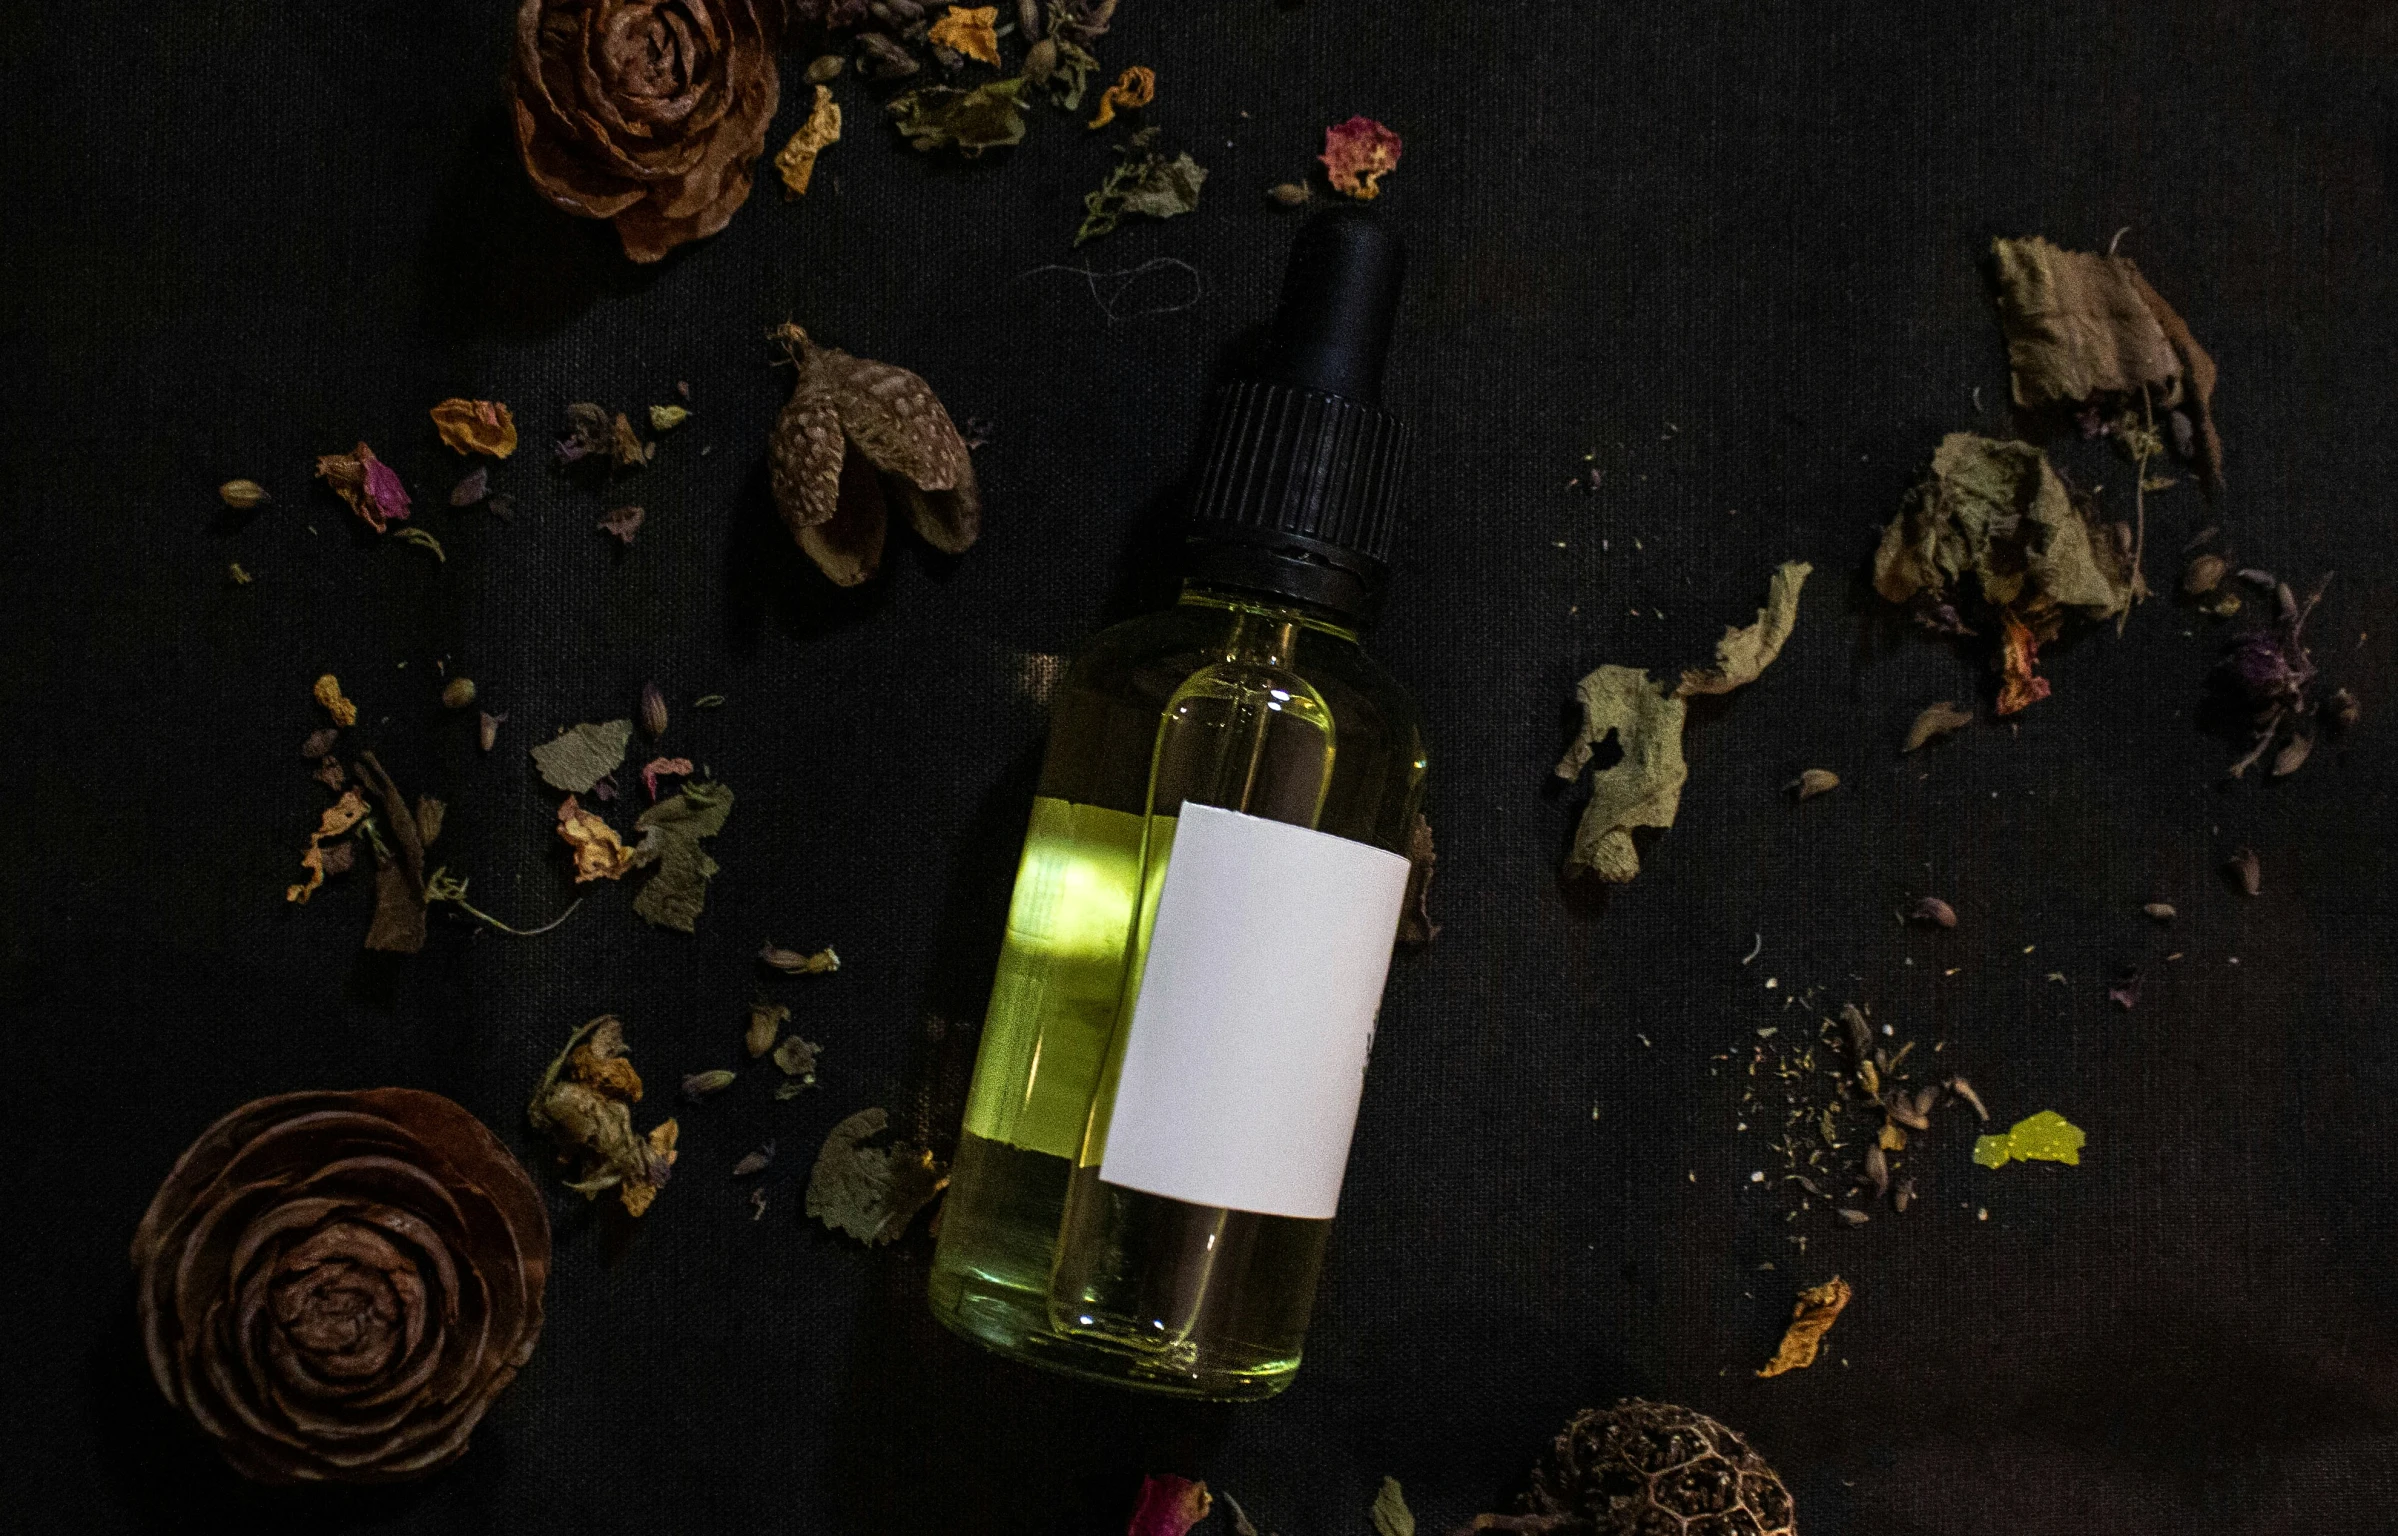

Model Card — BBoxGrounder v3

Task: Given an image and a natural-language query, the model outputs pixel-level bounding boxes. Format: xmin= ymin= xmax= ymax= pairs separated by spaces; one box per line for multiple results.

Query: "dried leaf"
xmin=429 ymin=399 xmax=518 ymax=458
xmin=681 ymin=1069 xmax=736 ymax=1101
xmin=1397 ymin=812 xmax=1440 ymax=944
xmin=640 ymin=755 xmax=693 ymax=800
xmin=1320 ymin=115 xmax=1402 ymax=200
xmin=449 ymin=466 xmax=490 ymax=507
xmin=1555 ymin=666 xmax=1686 ymax=884
xmin=1757 ymin=1274 xmax=1851 ymax=1377
xmin=760 ymin=942 xmax=841 ymax=973
xmin=1787 ymin=768 xmax=1839 ymax=800
xmin=226 ymin=562 xmax=254 ymax=585
xmin=746 ymin=1001 xmax=790 ymax=1058
xmin=928 ymin=5 xmax=1002 ymax=66
xmin=1674 ymin=561 xmax=1811 ymax=696
xmin=772 ymin=1033 xmax=821 ymax=1084
xmin=1086 ymin=64 xmax=1154 ymax=129
xmin=315 ymin=442 xmax=410 ymax=532
xmin=1370 ymin=1477 xmax=1414 ymax=1536
xmin=1990 ymin=237 xmax=2179 ymax=413
xmin=218 ymin=478 xmax=270 ymax=510
xmin=1076 ymin=145 xmax=1207 ymax=245
xmin=1128 ymin=1476 xmax=1213 ymax=1536
xmin=530 ymin=719 xmax=633 ymax=794
xmin=1904 ymin=701 xmax=1973 ymax=752
xmin=285 ymin=789 xmax=370 ymax=903
xmin=557 ymin=796 xmax=637 ymax=882
xmin=527 ymin=1016 xmax=679 ymax=1217
xmin=805 ymin=1107 xmax=948 ymax=1244
xmin=355 ymin=752 xmax=429 ymax=954
xmin=597 ymin=505 xmax=645 ymax=545
xmin=313 ymin=673 xmax=359 ymax=726
xmin=1973 ymin=1109 xmax=2086 ymax=1169
xmin=775 ymin=85 xmax=843 ymax=197
xmin=889 ymin=76 xmax=1030 ymax=156
xmin=629 ymin=780 xmax=734 ymax=932
xmin=1994 ymin=609 xmax=2048 ymax=715
xmin=391 ymin=526 xmax=446 ymax=561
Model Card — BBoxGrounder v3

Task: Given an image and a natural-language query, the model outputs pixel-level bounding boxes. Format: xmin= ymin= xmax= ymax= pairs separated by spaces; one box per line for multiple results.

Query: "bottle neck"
xmin=1176 ymin=580 xmax=1365 ymax=648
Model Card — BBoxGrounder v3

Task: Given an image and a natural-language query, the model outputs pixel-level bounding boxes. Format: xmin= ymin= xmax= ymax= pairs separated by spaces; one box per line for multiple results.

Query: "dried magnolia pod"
xmin=509 ymin=0 xmax=782 ymax=263
xmin=767 ymin=325 xmax=981 ymax=585
xmin=129 ymin=1089 xmax=549 ymax=1484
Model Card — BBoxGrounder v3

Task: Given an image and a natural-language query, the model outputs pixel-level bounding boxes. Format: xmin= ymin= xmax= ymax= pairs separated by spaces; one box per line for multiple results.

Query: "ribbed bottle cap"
xmin=1184 ymin=209 xmax=1408 ymax=623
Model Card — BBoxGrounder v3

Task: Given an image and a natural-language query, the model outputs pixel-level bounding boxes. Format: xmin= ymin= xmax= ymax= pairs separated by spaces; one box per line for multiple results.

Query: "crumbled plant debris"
xmin=449 ymin=466 xmax=490 ymax=507
xmin=424 ymin=866 xmax=582 ymax=936
xmin=640 ymin=756 xmax=694 ymax=799
xmin=1086 ymin=64 xmax=1152 ymax=129
xmin=776 ymin=85 xmax=842 ymax=196
xmin=1076 ymin=134 xmax=1207 ymax=245
xmin=1904 ymin=700 xmax=1972 ymax=751
xmin=527 ymin=1015 xmax=678 ymax=1216
xmin=592 ymin=773 xmax=618 ymax=803
xmin=313 ymin=756 xmax=347 ymax=791
xmin=2215 ymin=569 xmax=2334 ymax=777
xmin=391 ymin=527 xmax=446 ymax=561
xmin=557 ymin=796 xmax=637 ymax=881
xmin=1876 ymin=435 xmax=2135 ymax=712
xmin=441 ymin=677 xmax=477 ymax=710
xmin=1974 ymin=1109 xmax=2085 ymax=1168
xmin=767 ymin=324 xmax=980 ymax=586
xmin=682 ymin=1069 xmax=737 ymax=1101
xmin=430 ymin=399 xmax=519 ymax=458
xmin=2228 ymin=846 xmax=2262 ymax=896
xmin=772 ymin=1033 xmax=821 ymax=1087
xmin=2144 ymin=902 xmax=2177 ymax=921
xmin=890 ymin=76 xmax=1030 ymax=154
xmin=314 ymin=673 xmax=359 ymax=726
xmin=610 ymin=412 xmax=650 ymax=469
xmin=225 ymin=562 xmax=254 ymax=585
xmin=218 ymin=478 xmax=270 ymax=510
xmin=649 ymin=404 xmax=691 ymax=433
xmin=1320 ymin=115 xmax=1401 ymax=200
xmin=316 ymin=443 xmax=411 ymax=531
xmin=1911 ymin=896 xmax=1958 ymax=928
xmin=1786 ymin=769 xmax=1839 ymax=801
xmin=2108 ymin=968 xmax=2142 ymax=1010
xmin=286 ymin=789 xmax=370 ymax=903
xmin=629 ymin=780 xmax=734 ymax=932
xmin=1557 ymin=563 xmax=1810 ymax=882
xmin=928 ymin=4 xmax=1001 ymax=65
xmin=479 ymin=711 xmax=504 ymax=752
xmin=355 ymin=752 xmax=431 ymax=954
xmin=557 ymin=402 xmax=610 ymax=465
xmin=487 ymin=493 xmax=516 ymax=520
xmin=804 ymin=1107 xmax=948 ymax=1244
xmin=746 ymin=1000 xmax=791 ymax=1058
xmin=639 ymin=682 xmax=668 ymax=739
xmin=301 ymin=727 xmax=342 ymax=759
xmin=733 ymin=1142 xmax=776 ymax=1177
xmin=1127 ymin=1475 xmax=1213 ymax=1536
xmin=1757 ymin=1275 xmax=1850 ymax=1376
xmin=1397 ymin=813 xmax=1440 ymax=945
xmin=761 ymin=942 xmax=840 ymax=973
xmin=531 ymin=718 xmax=633 ymax=794
xmin=1369 ymin=1477 xmax=1414 ymax=1536
xmin=596 ymin=504 xmax=645 ymax=544
xmin=750 ymin=1187 xmax=769 ymax=1219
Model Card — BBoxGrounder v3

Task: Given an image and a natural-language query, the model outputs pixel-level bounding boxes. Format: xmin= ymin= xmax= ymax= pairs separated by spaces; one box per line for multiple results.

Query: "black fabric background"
xmin=6 ymin=2 xmax=2397 ymax=1532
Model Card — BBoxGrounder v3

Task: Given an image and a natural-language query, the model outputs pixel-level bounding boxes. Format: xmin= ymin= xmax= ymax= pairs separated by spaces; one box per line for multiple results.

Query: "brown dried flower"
xmin=130 ymin=1089 xmax=549 ymax=1484
xmin=768 ymin=324 xmax=981 ymax=585
xmin=508 ymin=0 xmax=783 ymax=264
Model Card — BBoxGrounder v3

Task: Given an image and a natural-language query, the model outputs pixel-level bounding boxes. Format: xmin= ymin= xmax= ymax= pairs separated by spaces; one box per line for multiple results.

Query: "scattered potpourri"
xmin=315 ymin=442 xmax=411 ymax=531
xmin=527 ymin=1016 xmax=679 ymax=1216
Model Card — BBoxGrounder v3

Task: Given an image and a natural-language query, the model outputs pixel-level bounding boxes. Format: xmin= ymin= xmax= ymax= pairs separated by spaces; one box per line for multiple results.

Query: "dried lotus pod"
xmin=767 ymin=324 xmax=981 ymax=586
xmin=1492 ymin=1399 xmax=1796 ymax=1536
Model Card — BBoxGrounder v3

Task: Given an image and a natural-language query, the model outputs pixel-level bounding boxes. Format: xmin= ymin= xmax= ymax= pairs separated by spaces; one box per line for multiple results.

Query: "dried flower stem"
xmin=426 ymin=867 xmax=582 ymax=937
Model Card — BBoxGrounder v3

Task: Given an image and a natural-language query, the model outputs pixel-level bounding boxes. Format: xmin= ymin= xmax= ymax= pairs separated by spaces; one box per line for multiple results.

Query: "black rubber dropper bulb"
xmin=1249 ymin=207 xmax=1406 ymax=406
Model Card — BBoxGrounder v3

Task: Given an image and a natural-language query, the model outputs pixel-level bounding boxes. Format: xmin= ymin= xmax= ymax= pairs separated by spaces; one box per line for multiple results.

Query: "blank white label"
xmin=1098 ymin=803 xmax=1411 ymax=1220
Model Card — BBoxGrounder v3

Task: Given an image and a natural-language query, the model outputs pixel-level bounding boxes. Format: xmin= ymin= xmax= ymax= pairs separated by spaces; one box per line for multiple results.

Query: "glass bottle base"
xmin=928 ymin=1267 xmax=1300 ymax=1402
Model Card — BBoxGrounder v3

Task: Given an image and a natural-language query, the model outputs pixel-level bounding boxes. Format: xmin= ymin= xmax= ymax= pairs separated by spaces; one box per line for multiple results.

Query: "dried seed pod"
xmin=1786 ymin=768 xmax=1839 ymax=801
xmin=1862 ymin=1141 xmax=1890 ymax=1199
xmin=1947 ymin=1077 xmax=1989 ymax=1121
xmin=2270 ymin=729 xmax=2313 ymax=777
xmin=804 ymin=52 xmax=845 ymax=83
xmin=1836 ymin=1208 xmax=1869 ymax=1226
xmin=2325 ymin=687 xmax=2362 ymax=730
xmin=218 ymin=478 xmax=271 ymax=510
xmin=681 ymin=1069 xmax=737 ymax=1101
xmin=1883 ymin=1089 xmax=1931 ymax=1132
xmin=1911 ymin=896 xmax=1958 ymax=928
xmin=640 ymin=681 xmax=669 ymax=739
xmin=1893 ymin=1177 xmax=1916 ymax=1213
xmin=2144 ymin=902 xmax=2177 ymax=921
xmin=732 ymin=1142 xmax=776 ymax=1177
xmin=2228 ymin=847 xmax=2262 ymax=897
xmin=858 ymin=31 xmax=920 ymax=77
xmin=2181 ymin=553 xmax=2228 ymax=596
xmin=1904 ymin=700 xmax=1974 ymax=752
xmin=1267 ymin=181 xmax=1312 ymax=207
xmin=441 ymin=677 xmax=478 ymax=710
xmin=1022 ymin=35 xmax=1057 ymax=82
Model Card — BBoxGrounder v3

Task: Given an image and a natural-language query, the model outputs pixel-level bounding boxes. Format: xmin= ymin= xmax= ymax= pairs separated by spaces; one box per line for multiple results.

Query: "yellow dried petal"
xmin=429 ymin=398 xmax=518 ymax=458
xmin=776 ymin=85 xmax=843 ymax=197
xmin=286 ymin=788 xmax=369 ymax=903
xmin=927 ymin=5 xmax=1001 ymax=66
xmin=1087 ymin=64 xmax=1155 ymax=129
xmin=1757 ymin=1275 xmax=1851 ymax=1377
xmin=313 ymin=673 xmax=358 ymax=726
xmin=556 ymin=795 xmax=637 ymax=882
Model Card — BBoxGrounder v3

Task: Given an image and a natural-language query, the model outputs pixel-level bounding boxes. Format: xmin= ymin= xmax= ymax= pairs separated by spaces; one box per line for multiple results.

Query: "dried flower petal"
xmin=1787 ymin=768 xmax=1839 ymax=800
xmin=648 ymin=404 xmax=691 ymax=433
xmin=555 ymin=796 xmax=635 ymax=882
xmin=760 ymin=942 xmax=840 ymax=973
xmin=218 ymin=478 xmax=270 ymax=510
xmin=928 ymin=5 xmax=1002 ymax=65
xmin=313 ymin=673 xmax=358 ymax=726
xmin=286 ymin=789 xmax=370 ymax=903
xmin=312 ymin=756 xmax=347 ymax=791
xmin=1904 ymin=700 xmax=1972 ymax=752
xmin=2326 ymin=687 xmax=2362 ymax=729
xmin=597 ymin=504 xmax=645 ymax=544
xmin=610 ymin=413 xmax=648 ymax=469
xmin=775 ymin=85 xmax=844 ymax=197
xmin=1128 ymin=1475 xmax=1214 ymax=1536
xmin=1675 ymin=561 xmax=1810 ymax=696
xmin=527 ymin=1016 xmax=679 ymax=1216
xmin=1757 ymin=1275 xmax=1850 ymax=1377
xmin=1995 ymin=610 xmax=2051 ymax=715
xmin=2108 ymin=968 xmax=2142 ymax=1010
xmin=2271 ymin=729 xmax=2314 ymax=777
xmin=1320 ymin=115 xmax=1402 ymax=201
xmin=430 ymin=399 xmax=519 ymax=458
xmin=315 ymin=442 xmax=410 ymax=531
xmin=479 ymin=711 xmax=504 ymax=751
xmin=449 ymin=467 xmax=491 ymax=508
xmin=441 ymin=677 xmax=478 ymax=710
xmin=300 ymin=727 xmax=341 ymax=758
xmin=746 ymin=1001 xmax=790 ymax=1058
xmin=1087 ymin=64 xmax=1154 ymax=129
xmin=2182 ymin=553 xmax=2227 ymax=596
xmin=1911 ymin=896 xmax=1958 ymax=928
xmin=2228 ymin=847 xmax=2262 ymax=897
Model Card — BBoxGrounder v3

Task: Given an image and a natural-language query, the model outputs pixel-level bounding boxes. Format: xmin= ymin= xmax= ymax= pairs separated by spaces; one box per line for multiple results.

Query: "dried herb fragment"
xmin=530 ymin=718 xmax=632 ymax=794
xmin=441 ymin=677 xmax=477 ymax=710
xmin=1911 ymin=896 xmax=1958 ymax=928
xmin=682 ymin=1069 xmax=737 ymax=1101
xmin=286 ymin=789 xmax=369 ymax=903
xmin=2108 ymin=968 xmax=2142 ymax=1010
xmin=315 ymin=443 xmax=411 ymax=532
xmin=772 ymin=1033 xmax=821 ymax=1086
xmin=1127 ymin=1474 xmax=1212 ymax=1536
xmin=746 ymin=1001 xmax=791 ymax=1058
xmin=1904 ymin=700 xmax=1972 ymax=751
xmin=1320 ymin=115 xmax=1402 ymax=200
xmin=1370 ymin=1477 xmax=1414 ymax=1536
xmin=557 ymin=796 xmax=637 ymax=881
xmin=761 ymin=942 xmax=840 ymax=973
xmin=1076 ymin=140 xmax=1207 ymax=245
xmin=639 ymin=755 xmax=693 ymax=799
xmin=226 ymin=562 xmax=254 ymax=585
xmin=889 ymin=76 xmax=1030 ymax=155
xmin=629 ymin=780 xmax=734 ymax=932
xmin=775 ymin=85 xmax=843 ymax=197
xmin=1973 ymin=1109 xmax=2085 ymax=1169
xmin=450 ymin=466 xmax=490 ymax=507
xmin=1787 ymin=769 xmax=1839 ymax=800
xmin=1087 ymin=64 xmax=1153 ymax=129
xmin=218 ymin=479 xmax=270 ymax=510
xmin=1397 ymin=812 xmax=1439 ymax=944
xmin=806 ymin=1107 xmax=948 ymax=1244
xmin=597 ymin=504 xmax=645 ymax=544
xmin=1757 ymin=1275 xmax=1850 ymax=1377
xmin=314 ymin=673 xmax=359 ymax=725
xmin=928 ymin=5 xmax=1002 ymax=65
xmin=527 ymin=1016 xmax=679 ymax=1215
xmin=391 ymin=527 xmax=446 ymax=561
xmin=1675 ymin=561 xmax=1810 ymax=696
xmin=430 ymin=399 xmax=518 ymax=458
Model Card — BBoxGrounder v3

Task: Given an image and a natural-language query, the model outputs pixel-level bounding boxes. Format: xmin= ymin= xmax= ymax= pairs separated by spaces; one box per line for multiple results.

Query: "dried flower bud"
xmin=1910 ymin=896 xmax=1958 ymax=928
xmin=1836 ymin=1208 xmax=1869 ymax=1226
xmin=1785 ymin=768 xmax=1839 ymax=801
xmin=218 ymin=478 xmax=271 ymax=510
xmin=2181 ymin=553 xmax=2228 ymax=596
xmin=479 ymin=710 xmax=504 ymax=752
xmin=2143 ymin=902 xmax=2177 ymax=921
xmin=2228 ymin=847 xmax=2262 ymax=897
xmin=1023 ymin=36 xmax=1057 ymax=83
xmin=733 ymin=1142 xmax=776 ymax=1177
xmin=1893 ymin=1177 xmax=1916 ymax=1213
xmin=640 ymin=681 xmax=669 ymax=739
xmin=805 ymin=52 xmax=845 ymax=83
xmin=2326 ymin=687 xmax=2362 ymax=730
xmin=682 ymin=1069 xmax=738 ymax=1101
xmin=859 ymin=31 xmax=920 ymax=77
xmin=441 ymin=677 xmax=478 ymax=710
xmin=1268 ymin=181 xmax=1312 ymax=207
xmin=1863 ymin=1141 xmax=1890 ymax=1198
xmin=2270 ymin=729 xmax=2313 ymax=777
xmin=746 ymin=1001 xmax=790 ymax=1058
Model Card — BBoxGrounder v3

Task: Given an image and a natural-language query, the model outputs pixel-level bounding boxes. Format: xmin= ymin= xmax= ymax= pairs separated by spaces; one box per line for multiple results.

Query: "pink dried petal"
xmin=1126 ymin=1475 xmax=1211 ymax=1536
xmin=642 ymin=756 xmax=695 ymax=800
xmin=1320 ymin=115 xmax=1402 ymax=200
xmin=363 ymin=456 xmax=412 ymax=523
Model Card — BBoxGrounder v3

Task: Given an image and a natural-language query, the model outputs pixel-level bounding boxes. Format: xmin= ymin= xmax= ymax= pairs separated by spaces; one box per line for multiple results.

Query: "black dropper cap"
xmin=1183 ymin=208 xmax=1408 ymax=625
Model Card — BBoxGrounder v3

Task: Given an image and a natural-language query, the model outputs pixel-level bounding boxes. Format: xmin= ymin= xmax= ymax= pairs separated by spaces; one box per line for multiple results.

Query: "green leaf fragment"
xmin=1077 ymin=148 xmax=1207 ymax=245
xmin=804 ymin=1107 xmax=948 ymax=1245
xmin=629 ymin=779 xmax=733 ymax=933
xmin=1555 ymin=665 xmax=1687 ymax=884
xmin=1677 ymin=560 xmax=1812 ymax=696
xmin=391 ymin=526 xmax=446 ymax=561
xmin=530 ymin=718 xmax=633 ymax=794
xmin=1974 ymin=1109 xmax=2086 ymax=1168
xmin=889 ymin=77 xmax=1029 ymax=156
xmin=1371 ymin=1477 xmax=1415 ymax=1536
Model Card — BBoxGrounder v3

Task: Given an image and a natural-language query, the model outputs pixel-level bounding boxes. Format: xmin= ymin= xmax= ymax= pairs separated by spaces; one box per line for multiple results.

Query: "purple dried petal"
xmin=2108 ymin=969 xmax=2142 ymax=1011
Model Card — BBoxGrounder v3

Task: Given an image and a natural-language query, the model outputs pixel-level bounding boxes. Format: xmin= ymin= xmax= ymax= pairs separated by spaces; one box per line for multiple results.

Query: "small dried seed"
xmin=1787 ymin=768 xmax=1840 ymax=801
xmin=219 ymin=479 xmax=271 ymax=510
xmin=2181 ymin=553 xmax=2227 ymax=596
xmin=640 ymin=680 xmax=669 ymax=739
xmin=2228 ymin=847 xmax=2262 ymax=897
xmin=1884 ymin=1090 xmax=1931 ymax=1131
xmin=1836 ymin=1208 xmax=1870 ymax=1226
xmin=1947 ymin=1076 xmax=1989 ymax=1122
xmin=1268 ymin=182 xmax=1312 ymax=207
xmin=2144 ymin=902 xmax=2177 ymax=921
xmin=1904 ymin=700 xmax=1973 ymax=752
xmin=1911 ymin=896 xmax=1958 ymax=928
xmin=682 ymin=1069 xmax=737 ymax=1100
xmin=804 ymin=52 xmax=845 ymax=83
xmin=1863 ymin=1142 xmax=1890 ymax=1198
xmin=441 ymin=677 xmax=478 ymax=710
xmin=2270 ymin=730 xmax=2313 ymax=778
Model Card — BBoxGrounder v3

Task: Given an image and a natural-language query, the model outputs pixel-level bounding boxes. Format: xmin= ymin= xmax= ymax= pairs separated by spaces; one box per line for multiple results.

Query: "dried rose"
xmin=1128 ymin=1476 xmax=1213 ymax=1536
xmin=130 ymin=1089 xmax=548 ymax=1484
xmin=315 ymin=443 xmax=411 ymax=532
xmin=1320 ymin=115 xmax=1402 ymax=201
xmin=767 ymin=325 xmax=980 ymax=585
xmin=509 ymin=0 xmax=781 ymax=263
xmin=429 ymin=399 xmax=519 ymax=458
